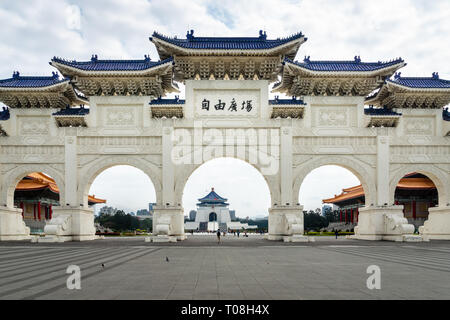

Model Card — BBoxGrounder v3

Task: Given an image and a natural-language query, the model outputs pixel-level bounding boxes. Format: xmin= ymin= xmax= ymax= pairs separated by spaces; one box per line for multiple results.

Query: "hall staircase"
xmin=219 ymin=223 xmax=227 ymax=233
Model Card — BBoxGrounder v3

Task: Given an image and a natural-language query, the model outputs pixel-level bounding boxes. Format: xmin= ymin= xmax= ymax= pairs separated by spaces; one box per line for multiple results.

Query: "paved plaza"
xmin=0 ymin=235 xmax=450 ymax=300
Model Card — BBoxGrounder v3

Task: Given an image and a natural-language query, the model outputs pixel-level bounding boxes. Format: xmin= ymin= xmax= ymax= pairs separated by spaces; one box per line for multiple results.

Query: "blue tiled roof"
xmin=51 ymin=55 xmax=173 ymax=71
xmin=149 ymin=96 xmax=185 ymax=105
xmin=364 ymin=106 xmax=401 ymax=116
xmin=53 ymin=106 xmax=90 ymax=116
xmin=269 ymin=96 xmax=306 ymax=105
xmin=151 ymin=30 xmax=306 ymax=50
xmin=444 ymin=108 xmax=450 ymax=121
xmin=388 ymin=72 xmax=450 ymax=89
xmin=198 ymin=189 xmax=227 ymax=203
xmin=0 ymin=107 xmax=10 ymax=121
xmin=285 ymin=56 xmax=405 ymax=72
xmin=0 ymin=72 xmax=68 ymax=88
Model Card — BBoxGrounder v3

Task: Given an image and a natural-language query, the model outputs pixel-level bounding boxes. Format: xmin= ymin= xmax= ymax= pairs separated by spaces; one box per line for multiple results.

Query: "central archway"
xmin=180 ymin=157 xmax=273 ymax=233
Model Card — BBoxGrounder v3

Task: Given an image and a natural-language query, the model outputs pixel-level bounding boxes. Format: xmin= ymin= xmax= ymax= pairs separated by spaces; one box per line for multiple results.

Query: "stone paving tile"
xmin=1 ymin=239 xmax=450 ymax=299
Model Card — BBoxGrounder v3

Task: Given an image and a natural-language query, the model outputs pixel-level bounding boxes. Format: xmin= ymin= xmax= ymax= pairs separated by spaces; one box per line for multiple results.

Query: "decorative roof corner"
xmin=364 ymin=106 xmax=402 ymax=127
xmin=149 ymin=96 xmax=184 ymax=118
xmin=0 ymin=72 xmax=86 ymax=108
xmin=368 ymin=73 xmax=450 ymax=109
xmin=50 ymin=55 xmax=177 ymax=97
xmin=52 ymin=105 xmax=89 ymax=127
xmin=0 ymin=106 xmax=10 ymax=121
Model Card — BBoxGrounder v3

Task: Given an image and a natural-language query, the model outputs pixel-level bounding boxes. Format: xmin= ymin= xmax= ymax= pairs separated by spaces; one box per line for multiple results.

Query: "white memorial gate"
xmin=0 ymin=30 xmax=449 ymax=242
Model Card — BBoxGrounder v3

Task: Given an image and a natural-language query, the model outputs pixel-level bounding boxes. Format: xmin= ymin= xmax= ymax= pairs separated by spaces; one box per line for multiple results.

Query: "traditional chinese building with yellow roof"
xmin=14 ymin=172 xmax=105 ymax=232
xmin=323 ymin=173 xmax=437 ymax=228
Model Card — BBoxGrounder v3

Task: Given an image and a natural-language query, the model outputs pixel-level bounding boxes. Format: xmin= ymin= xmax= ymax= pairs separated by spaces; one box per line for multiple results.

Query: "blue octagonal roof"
xmin=198 ymin=188 xmax=227 ymax=203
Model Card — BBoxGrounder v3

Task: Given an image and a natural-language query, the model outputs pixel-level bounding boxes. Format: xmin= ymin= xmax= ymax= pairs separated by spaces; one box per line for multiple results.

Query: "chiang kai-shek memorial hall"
xmin=0 ymin=29 xmax=449 ymax=242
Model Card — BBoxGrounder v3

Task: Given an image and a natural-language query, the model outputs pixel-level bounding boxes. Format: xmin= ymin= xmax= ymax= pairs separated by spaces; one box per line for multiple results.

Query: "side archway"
xmin=293 ymin=155 xmax=377 ymax=207
xmin=1 ymin=165 xmax=65 ymax=209
xmin=78 ymin=156 xmax=162 ymax=208
xmin=389 ymin=165 xmax=449 ymax=207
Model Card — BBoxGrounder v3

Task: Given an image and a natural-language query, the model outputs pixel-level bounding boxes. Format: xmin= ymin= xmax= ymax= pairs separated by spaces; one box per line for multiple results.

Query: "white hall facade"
xmin=0 ymin=30 xmax=449 ymax=242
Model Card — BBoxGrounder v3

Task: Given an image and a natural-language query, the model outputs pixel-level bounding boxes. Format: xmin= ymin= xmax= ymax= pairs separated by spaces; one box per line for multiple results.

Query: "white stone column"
xmin=40 ymin=133 xmax=97 ymax=242
xmin=376 ymin=134 xmax=390 ymax=206
xmin=280 ymin=126 xmax=293 ymax=206
xmin=150 ymin=123 xmax=185 ymax=242
xmin=162 ymin=124 xmax=175 ymax=205
xmin=64 ymin=134 xmax=77 ymax=207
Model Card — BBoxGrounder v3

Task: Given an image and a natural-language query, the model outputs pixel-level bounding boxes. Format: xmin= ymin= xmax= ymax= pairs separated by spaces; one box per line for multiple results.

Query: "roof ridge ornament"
xmin=432 ymin=72 xmax=439 ymax=79
xmin=12 ymin=71 xmax=20 ymax=79
xmin=258 ymin=30 xmax=267 ymax=40
xmin=186 ymin=29 xmax=194 ymax=41
xmin=304 ymin=55 xmax=310 ymax=63
xmin=144 ymin=54 xmax=151 ymax=62
xmin=52 ymin=71 xmax=59 ymax=79
xmin=354 ymin=55 xmax=361 ymax=63
xmin=394 ymin=72 xmax=401 ymax=80
xmin=91 ymin=54 xmax=98 ymax=62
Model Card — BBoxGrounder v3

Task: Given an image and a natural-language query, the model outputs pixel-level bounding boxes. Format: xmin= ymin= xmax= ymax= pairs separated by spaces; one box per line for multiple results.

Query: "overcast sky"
xmin=2 ymin=0 xmax=449 ymax=216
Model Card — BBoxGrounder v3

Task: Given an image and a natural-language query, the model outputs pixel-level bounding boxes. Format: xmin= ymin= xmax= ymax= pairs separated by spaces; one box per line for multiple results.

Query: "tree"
xmin=304 ymin=210 xmax=328 ymax=231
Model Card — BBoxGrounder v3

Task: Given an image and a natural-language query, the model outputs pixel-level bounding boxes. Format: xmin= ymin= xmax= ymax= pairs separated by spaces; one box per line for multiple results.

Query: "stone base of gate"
xmin=151 ymin=206 xmax=185 ymax=242
xmin=419 ymin=207 xmax=450 ymax=241
xmin=39 ymin=207 xmax=96 ymax=242
xmin=268 ymin=205 xmax=306 ymax=241
xmin=0 ymin=207 xmax=31 ymax=241
xmin=352 ymin=205 xmax=418 ymax=242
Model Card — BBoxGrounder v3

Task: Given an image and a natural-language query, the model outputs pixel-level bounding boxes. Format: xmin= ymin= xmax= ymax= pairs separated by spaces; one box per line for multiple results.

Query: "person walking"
xmin=217 ymin=229 xmax=221 ymax=244
xmin=335 ymin=229 xmax=339 ymax=239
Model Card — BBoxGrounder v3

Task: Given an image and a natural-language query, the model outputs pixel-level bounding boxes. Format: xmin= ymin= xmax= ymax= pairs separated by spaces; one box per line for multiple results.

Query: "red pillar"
xmin=412 ymin=200 xmax=416 ymax=220
xmin=49 ymin=205 xmax=52 ymax=220
xmin=20 ymin=202 xmax=24 ymax=218
xmin=340 ymin=210 xmax=342 ymax=222
xmin=356 ymin=207 xmax=359 ymax=223
xmin=37 ymin=202 xmax=41 ymax=221
xmin=351 ymin=208 xmax=354 ymax=224
xmin=33 ymin=203 xmax=36 ymax=220
xmin=345 ymin=209 xmax=348 ymax=223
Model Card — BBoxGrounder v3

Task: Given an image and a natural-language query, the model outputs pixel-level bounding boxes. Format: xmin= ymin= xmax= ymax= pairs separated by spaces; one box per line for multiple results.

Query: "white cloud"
xmin=65 ymin=4 xmax=81 ymax=31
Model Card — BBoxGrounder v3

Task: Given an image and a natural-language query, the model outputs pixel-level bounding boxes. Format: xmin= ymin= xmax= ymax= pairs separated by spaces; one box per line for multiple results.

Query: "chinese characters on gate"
xmin=202 ymin=98 xmax=253 ymax=113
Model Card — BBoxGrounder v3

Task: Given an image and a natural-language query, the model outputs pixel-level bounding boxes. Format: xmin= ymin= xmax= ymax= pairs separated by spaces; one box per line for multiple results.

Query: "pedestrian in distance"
xmin=217 ymin=229 xmax=221 ymax=244
xmin=335 ymin=229 xmax=339 ymax=239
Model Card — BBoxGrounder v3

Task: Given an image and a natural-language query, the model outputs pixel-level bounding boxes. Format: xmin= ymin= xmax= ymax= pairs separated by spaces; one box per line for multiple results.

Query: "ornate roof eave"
xmin=283 ymin=59 xmax=406 ymax=78
xmin=273 ymin=62 xmax=406 ymax=96
xmin=385 ymin=80 xmax=450 ymax=93
xmin=0 ymin=80 xmax=88 ymax=108
xmin=50 ymin=58 xmax=175 ymax=78
xmin=150 ymin=105 xmax=184 ymax=118
xmin=150 ymin=36 xmax=307 ymax=60
xmin=366 ymin=81 xmax=450 ymax=108
xmin=53 ymin=115 xmax=88 ymax=128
